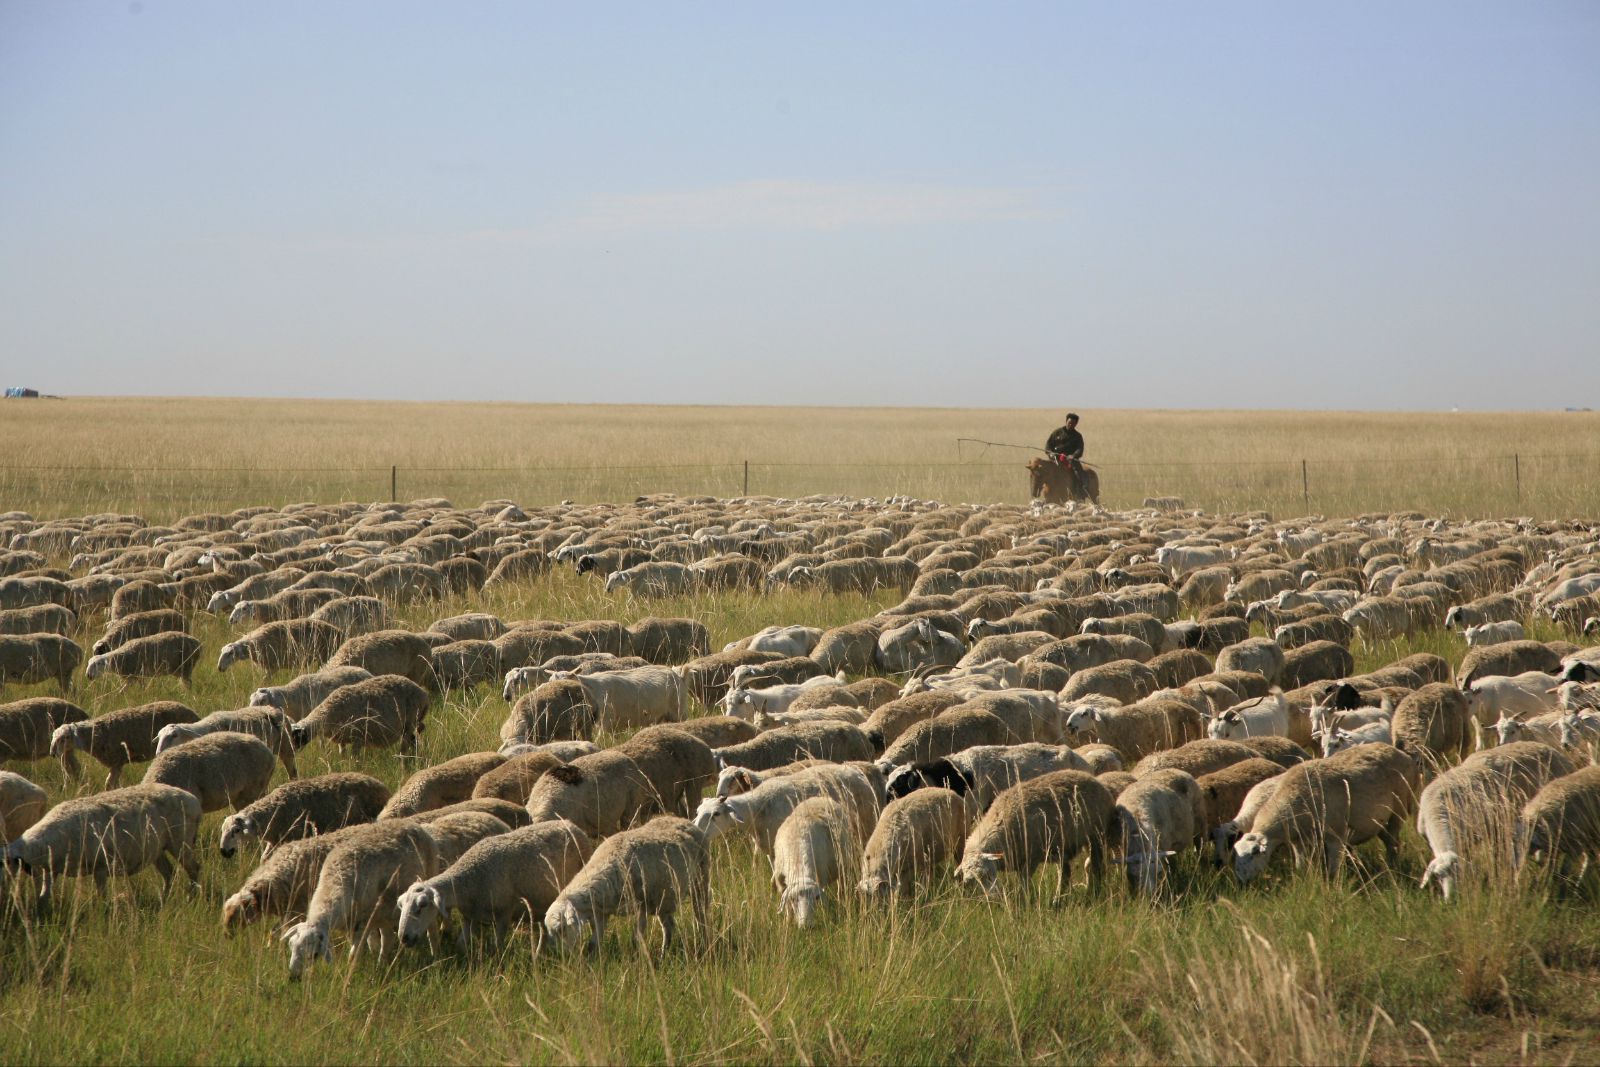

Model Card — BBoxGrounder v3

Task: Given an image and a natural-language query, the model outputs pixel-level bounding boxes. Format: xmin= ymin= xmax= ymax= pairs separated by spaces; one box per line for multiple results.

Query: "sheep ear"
xmin=980 ymin=851 xmax=1004 ymax=861
xmin=280 ymin=923 xmax=304 ymax=943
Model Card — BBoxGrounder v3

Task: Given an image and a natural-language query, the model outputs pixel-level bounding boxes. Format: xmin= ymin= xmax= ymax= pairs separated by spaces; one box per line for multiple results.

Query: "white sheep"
xmin=770 ymin=797 xmax=859 ymax=928
xmin=283 ymin=820 xmax=441 ymax=979
xmin=1463 ymin=621 xmax=1527 ymax=647
xmin=1320 ymin=720 xmax=1394 ymax=757
xmin=1115 ymin=768 xmax=1205 ymax=895
xmin=1465 ymin=672 xmax=1564 ymax=726
xmin=397 ymin=820 xmax=594 ymax=950
xmin=1206 ymin=690 xmax=1290 ymax=741
xmin=543 ymin=816 xmax=710 ymax=954
xmin=722 ymin=674 xmax=843 ymax=719
xmin=692 ymin=764 xmax=879 ymax=853
xmin=3 ymin=783 xmax=201 ymax=907
xmin=1208 ymin=772 xmax=1285 ymax=865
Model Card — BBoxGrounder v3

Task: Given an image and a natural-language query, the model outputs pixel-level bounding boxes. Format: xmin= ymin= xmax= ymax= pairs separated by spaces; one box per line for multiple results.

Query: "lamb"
xmin=248 ymin=666 xmax=374 ymax=722
xmin=860 ymin=689 xmax=968 ymax=749
xmin=91 ymin=608 xmax=186 ymax=655
xmin=1464 ymin=621 xmax=1528 ymax=647
xmin=1074 ymin=743 xmax=1125 ymax=775
xmin=2 ymin=783 xmax=201 ymax=907
xmin=525 ymin=750 xmax=658 ymax=839
xmin=83 ymin=631 xmax=200 ymax=686
xmin=219 ymin=772 xmax=392 ymax=857
xmin=604 ymin=561 xmax=698 ymax=597
xmin=1416 ymin=741 xmax=1578 ymax=900
xmin=1146 ymin=649 xmax=1214 ymax=689
xmin=156 ymin=706 xmax=297 ymax=777
xmin=614 ymin=726 xmax=718 ymax=816
xmin=1392 ymin=682 xmax=1475 ymax=770
xmin=543 ymin=816 xmax=710 ymax=954
xmin=0 ymin=634 xmax=84 ymax=691
xmin=380 ymin=751 xmax=507 ymax=819
xmin=1443 ymin=592 xmax=1528 ymax=631
xmin=1061 ymin=697 xmax=1205 ymax=764
xmin=857 ymin=787 xmax=971 ymax=899
xmin=309 ymin=596 xmax=390 ymax=637
xmin=736 ymin=625 xmax=824 ymax=658
xmin=1115 ymin=769 xmax=1205 ymax=894
xmin=51 ymin=701 xmax=199 ymax=788
xmin=1321 ymin=721 xmax=1394 ymax=756
xmin=657 ymin=714 xmax=761 ymax=750
xmin=501 ymin=654 xmax=648 ymax=702
xmin=0 ymin=770 xmax=48 ymax=842
xmin=1233 ymin=742 xmax=1419 ymax=882
xmin=283 ymin=819 xmax=442 ymax=978
xmin=1059 ymin=659 xmax=1160 ymax=705
xmin=1491 ymin=711 xmax=1565 ymax=749
xmin=1465 ymin=672 xmax=1563 ymax=725
xmin=1206 ymin=690 xmax=1290 ymax=741
xmin=142 ymin=731 xmax=278 ymax=814
xmin=958 ymin=630 xmax=1058 ymax=666
xmin=884 ymin=744 xmax=1090 ymax=811
xmin=1272 ymin=616 xmax=1355 ymax=650
xmin=288 ymin=675 xmax=429 ymax=754
xmin=397 ymin=820 xmax=595 ymax=950
xmin=213 ymin=619 xmax=340 ymax=676
xmin=325 ymin=629 xmax=437 ymax=690
xmin=470 ymin=751 xmax=565 ymax=805
xmin=0 ymin=697 xmax=89 ymax=764
xmin=714 ymin=720 xmax=877 ymax=771
xmin=412 ymin=797 xmax=532 ymax=829
xmin=1081 ymin=613 xmax=1168 ymax=652
xmin=1515 ymin=766 xmax=1600 ymax=880
xmin=692 ymin=764 xmax=880 ymax=853
xmin=500 ymin=680 xmax=599 ymax=747
xmin=955 ymin=770 xmax=1116 ymax=895
xmin=229 ymin=588 xmax=343 ymax=626
xmin=771 ymin=797 xmax=860 ymax=928
xmin=722 ymin=675 xmax=842 ymax=719
xmin=1214 ymin=637 xmax=1287 ymax=685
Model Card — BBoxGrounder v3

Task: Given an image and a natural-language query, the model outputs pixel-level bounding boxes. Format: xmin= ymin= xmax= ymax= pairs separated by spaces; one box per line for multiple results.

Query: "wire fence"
xmin=2 ymin=452 xmax=1598 ymax=522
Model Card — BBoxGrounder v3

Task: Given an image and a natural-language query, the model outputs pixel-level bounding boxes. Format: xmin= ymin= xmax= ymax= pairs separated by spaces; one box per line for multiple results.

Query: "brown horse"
xmin=1027 ymin=456 xmax=1100 ymax=505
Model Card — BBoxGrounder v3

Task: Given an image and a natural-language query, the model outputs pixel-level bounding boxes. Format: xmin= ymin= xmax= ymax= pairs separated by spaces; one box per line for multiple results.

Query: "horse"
xmin=1027 ymin=456 xmax=1100 ymax=505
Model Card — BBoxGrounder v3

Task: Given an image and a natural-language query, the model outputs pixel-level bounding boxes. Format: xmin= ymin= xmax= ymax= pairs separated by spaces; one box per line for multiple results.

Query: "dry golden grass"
xmin=2 ymin=398 xmax=1597 ymax=520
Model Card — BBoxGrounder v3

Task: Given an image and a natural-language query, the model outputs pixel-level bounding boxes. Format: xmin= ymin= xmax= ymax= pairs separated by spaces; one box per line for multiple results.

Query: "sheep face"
xmin=222 ymin=889 xmax=259 ymax=931
xmin=691 ymin=796 xmax=742 ymax=840
xmin=543 ymin=899 xmax=590 ymax=953
xmin=602 ymin=572 xmax=626 ymax=594
xmin=218 ymin=814 xmax=253 ymax=858
xmin=288 ymin=722 xmax=312 ymax=750
xmin=1321 ymin=729 xmax=1355 ymax=758
xmin=1208 ymin=822 xmax=1241 ymax=868
xmin=397 ymin=883 xmax=442 ymax=945
xmin=1062 ymin=707 xmax=1100 ymax=741
xmin=721 ymin=689 xmax=756 ymax=719
xmin=954 ymin=852 xmax=1002 ymax=892
xmin=83 ymin=655 xmax=108 ymax=681
xmin=1080 ymin=618 xmax=1105 ymax=635
xmin=1419 ymin=851 xmax=1460 ymax=901
xmin=1493 ymin=715 xmax=1524 ymax=747
xmin=205 ymin=591 xmax=236 ymax=613
xmin=48 ymin=724 xmax=78 ymax=763
xmin=1207 ymin=712 xmax=1242 ymax=741
xmin=216 ymin=643 xmax=244 ymax=673
xmin=715 ymin=767 xmax=758 ymax=799
xmin=248 ymin=687 xmax=281 ymax=709
xmin=284 ymin=923 xmax=329 ymax=980
xmin=228 ymin=603 xmax=258 ymax=626
xmin=1232 ymin=833 xmax=1272 ymax=884
xmin=780 ymin=880 xmax=824 ymax=928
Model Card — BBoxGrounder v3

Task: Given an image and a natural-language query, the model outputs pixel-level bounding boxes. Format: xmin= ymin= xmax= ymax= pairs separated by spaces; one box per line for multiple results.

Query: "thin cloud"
xmin=566 ymin=180 xmax=1059 ymax=233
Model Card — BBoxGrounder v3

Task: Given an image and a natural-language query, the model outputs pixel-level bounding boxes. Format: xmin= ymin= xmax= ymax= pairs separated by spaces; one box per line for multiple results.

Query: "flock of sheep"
xmin=1 ymin=494 xmax=1599 ymax=981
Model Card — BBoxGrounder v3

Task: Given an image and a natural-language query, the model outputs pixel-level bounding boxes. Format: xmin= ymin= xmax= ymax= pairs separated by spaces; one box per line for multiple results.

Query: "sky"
xmin=1 ymin=2 xmax=1597 ymax=409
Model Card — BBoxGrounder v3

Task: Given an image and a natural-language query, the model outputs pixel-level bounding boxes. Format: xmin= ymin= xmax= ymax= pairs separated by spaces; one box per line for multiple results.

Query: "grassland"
xmin=1 ymin=398 xmax=1598 ymax=521
xmin=1 ymin=399 xmax=1599 ymax=1065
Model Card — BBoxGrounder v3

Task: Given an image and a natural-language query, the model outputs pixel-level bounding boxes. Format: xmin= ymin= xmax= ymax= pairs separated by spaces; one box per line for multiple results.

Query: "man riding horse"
xmin=1028 ymin=412 xmax=1099 ymax=504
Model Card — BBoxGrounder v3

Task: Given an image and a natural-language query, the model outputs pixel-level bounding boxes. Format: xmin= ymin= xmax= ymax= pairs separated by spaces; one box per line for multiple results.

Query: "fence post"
xmin=743 ymin=460 xmax=749 ymax=496
xmin=391 ymin=465 xmax=397 ymax=501
xmin=1514 ymin=453 xmax=1521 ymax=503
xmin=1301 ymin=459 xmax=1309 ymax=511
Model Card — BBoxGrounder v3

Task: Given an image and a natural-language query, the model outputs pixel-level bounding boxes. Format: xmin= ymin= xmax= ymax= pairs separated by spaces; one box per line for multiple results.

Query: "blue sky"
xmin=2 ymin=2 xmax=1596 ymax=407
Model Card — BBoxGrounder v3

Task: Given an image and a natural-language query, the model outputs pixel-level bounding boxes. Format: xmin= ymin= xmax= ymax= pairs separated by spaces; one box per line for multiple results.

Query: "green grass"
xmin=3 ymin=563 xmax=1599 ymax=1065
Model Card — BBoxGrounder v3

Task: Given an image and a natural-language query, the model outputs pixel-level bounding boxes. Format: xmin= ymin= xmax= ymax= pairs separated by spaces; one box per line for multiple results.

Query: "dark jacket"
xmin=1046 ymin=426 xmax=1083 ymax=459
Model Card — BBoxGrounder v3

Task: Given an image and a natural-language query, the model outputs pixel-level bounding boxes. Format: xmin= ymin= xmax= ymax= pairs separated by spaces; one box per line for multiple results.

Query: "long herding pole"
xmin=391 ymin=465 xmax=397 ymax=501
xmin=743 ymin=460 xmax=749 ymax=496
xmin=1301 ymin=459 xmax=1309 ymax=510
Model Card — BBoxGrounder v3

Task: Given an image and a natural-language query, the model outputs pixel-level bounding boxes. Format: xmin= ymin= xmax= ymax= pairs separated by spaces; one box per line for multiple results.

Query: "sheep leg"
xmin=1321 ymin=835 xmax=1345 ymax=879
xmin=281 ymin=749 xmax=298 ymax=779
xmin=104 ymin=762 xmax=123 ymax=790
xmin=153 ymin=854 xmax=175 ymax=896
xmin=1379 ymin=814 xmax=1404 ymax=867
xmin=1086 ymin=839 xmax=1105 ymax=892
xmin=633 ymin=912 xmax=653 ymax=953
xmin=59 ymin=748 xmax=81 ymax=780
xmin=658 ymin=909 xmax=676 ymax=953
